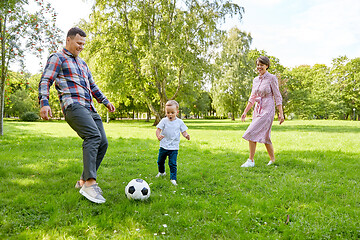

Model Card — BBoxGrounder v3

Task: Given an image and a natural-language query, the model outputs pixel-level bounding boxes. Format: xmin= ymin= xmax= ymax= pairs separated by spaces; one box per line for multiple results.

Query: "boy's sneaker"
xmin=156 ymin=172 xmax=166 ymax=178
xmin=241 ymin=159 xmax=255 ymax=167
xmin=170 ymin=180 xmax=178 ymax=186
xmin=79 ymin=183 xmax=106 ymax=204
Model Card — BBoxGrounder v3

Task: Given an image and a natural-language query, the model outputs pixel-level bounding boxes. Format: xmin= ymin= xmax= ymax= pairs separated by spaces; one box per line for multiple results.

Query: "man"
xmin=39 ymin=27 xmax=115 ymax=204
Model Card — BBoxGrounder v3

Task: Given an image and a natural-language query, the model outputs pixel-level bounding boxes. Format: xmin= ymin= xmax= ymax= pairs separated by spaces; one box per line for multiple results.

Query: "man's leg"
xmin=92 ymin=112 xmax=108 ymax=172
xmin=65 ymin=104 xmax=101 ymax=182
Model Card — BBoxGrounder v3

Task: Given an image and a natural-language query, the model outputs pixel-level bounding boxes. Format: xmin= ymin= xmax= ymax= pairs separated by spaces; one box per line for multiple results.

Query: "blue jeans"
xmin=157 ymin=147 xmax=178 ymax=180
xmin=64 ymin=104 xmax=108 ymax=181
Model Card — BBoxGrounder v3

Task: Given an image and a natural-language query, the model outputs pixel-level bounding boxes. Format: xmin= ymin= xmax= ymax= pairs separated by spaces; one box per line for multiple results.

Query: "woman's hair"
xmin=166 ymin=100 xmax=179 ymax=109
xmin=67 ymin=27 xmax=87 ymax=38
xmin=256 ymin=56 xmax=270 ymax=70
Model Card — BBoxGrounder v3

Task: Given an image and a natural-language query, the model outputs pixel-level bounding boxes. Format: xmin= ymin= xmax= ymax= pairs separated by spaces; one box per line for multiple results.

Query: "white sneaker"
xmin=267 ymin=160 xmax=275 ymax=166
xmin=156 ymin=172 xmax=166 ymax=178
xmin=170 ymin=180 xmax=178 ymax=186
xmin=79 ymin=183 xmax=106 ymax=204
xmin=241 ymin=159 xmax=255 ymax=167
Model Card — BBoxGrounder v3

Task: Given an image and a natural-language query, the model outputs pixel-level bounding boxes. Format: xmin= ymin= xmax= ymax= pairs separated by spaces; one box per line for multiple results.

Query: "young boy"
xmin=156 ymin=100 xmax=190 ymax=186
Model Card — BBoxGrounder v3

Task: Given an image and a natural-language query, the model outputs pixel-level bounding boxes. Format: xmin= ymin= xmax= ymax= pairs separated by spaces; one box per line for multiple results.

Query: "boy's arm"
xmin=182 ymin=131 xmax=190 ymax=140
xmin=156 ymin=128 xmax=164 ymax=141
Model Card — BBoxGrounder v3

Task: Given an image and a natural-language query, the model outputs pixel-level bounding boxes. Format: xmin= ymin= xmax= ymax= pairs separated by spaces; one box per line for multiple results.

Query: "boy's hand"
xmin=157 ymin=135 xmax=165 ymax=141
xmin=185 ymin=134 xmax=190 ymax=140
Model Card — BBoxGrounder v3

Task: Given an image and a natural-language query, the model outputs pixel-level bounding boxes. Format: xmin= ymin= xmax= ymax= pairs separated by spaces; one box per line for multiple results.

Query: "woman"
xmin=241 ymin=56 xmax=284 ymax=167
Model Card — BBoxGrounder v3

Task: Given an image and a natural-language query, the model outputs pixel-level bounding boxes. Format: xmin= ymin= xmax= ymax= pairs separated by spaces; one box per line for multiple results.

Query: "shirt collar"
xmin=259 ymin=71 xmax=269 ymax=79
xmin=62 ymin=48 xmax=75 ymax=58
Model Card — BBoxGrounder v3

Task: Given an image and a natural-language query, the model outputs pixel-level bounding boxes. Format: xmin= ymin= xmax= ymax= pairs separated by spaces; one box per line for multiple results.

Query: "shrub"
xmin=204 ymin=115 xmax=226 ymax=119
xmin=20 ymin=112 xmax=39 ymax=122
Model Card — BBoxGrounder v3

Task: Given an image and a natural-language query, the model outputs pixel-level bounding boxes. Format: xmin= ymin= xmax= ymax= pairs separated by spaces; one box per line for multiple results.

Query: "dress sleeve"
xmin=270 ymin=75 xmax=283 ymax=106
xmin=248 ymin=77 xmax=257 ymax=104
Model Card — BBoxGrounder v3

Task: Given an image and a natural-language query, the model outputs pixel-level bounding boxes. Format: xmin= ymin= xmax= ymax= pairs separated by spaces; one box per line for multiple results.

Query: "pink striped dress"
xmin=242 ymin=71 xmax=283 ymax=144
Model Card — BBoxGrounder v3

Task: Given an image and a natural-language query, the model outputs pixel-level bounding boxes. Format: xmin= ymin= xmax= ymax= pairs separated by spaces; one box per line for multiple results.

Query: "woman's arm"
xmin=241 ymin=101 xmax=255 ymax=122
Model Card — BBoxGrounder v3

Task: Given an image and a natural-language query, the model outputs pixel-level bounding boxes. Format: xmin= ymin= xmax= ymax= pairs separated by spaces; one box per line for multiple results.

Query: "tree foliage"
xmin=211 ymin=27 xmax=252 ymax=120
xmin=0 ymin=0 xmax=62 ymax=135
xmin=80 ymin=0 xmax=244 ymax=125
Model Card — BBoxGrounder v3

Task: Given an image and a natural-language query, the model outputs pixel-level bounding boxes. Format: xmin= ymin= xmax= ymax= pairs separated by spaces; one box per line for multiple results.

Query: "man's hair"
xmin=166 ymin=100 xmax=179 ymax=109
xmin=67 ymin=27 xmax=87 ymax=38
xmin=256 ymin=56 xmax=271 ymax=70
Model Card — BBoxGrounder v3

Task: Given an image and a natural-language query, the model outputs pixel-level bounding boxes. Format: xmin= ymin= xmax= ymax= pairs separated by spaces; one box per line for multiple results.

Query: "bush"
xmin=204 ymin=115 xmax=226 ymax=119
xmin=20 ymin=112 xmax=39 ymax=122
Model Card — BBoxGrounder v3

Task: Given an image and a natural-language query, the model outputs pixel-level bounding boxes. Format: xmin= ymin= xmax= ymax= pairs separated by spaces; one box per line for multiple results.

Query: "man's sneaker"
xmin=241 ymin=159 xmax=255 ymax=167
xmin=170 ymin=180 xmax=178 ymax=186
xmin=75 ymin=181 xmax=82 ymax=189
xmin=156 ymin=172 xmax=166 ymax=178
xmin=79 ymin=183 xmax=106 ymax=204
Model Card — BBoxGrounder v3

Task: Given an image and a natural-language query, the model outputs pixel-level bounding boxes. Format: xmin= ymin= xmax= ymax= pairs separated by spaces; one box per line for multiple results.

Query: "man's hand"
xmin=106 ymin=102 xmax=116 ymax=112
xmin=40 ymin=106 xmax=52 ymax=120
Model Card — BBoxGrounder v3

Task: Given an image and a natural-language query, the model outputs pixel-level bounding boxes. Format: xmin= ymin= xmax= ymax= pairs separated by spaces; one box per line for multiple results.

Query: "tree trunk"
xmin=0 ymin=22 xmax=7 ymax=136
xmin=146 ymin=108 xmax=151 ymax=122
xmin=0 ymin=79 xmax=5 ymax=136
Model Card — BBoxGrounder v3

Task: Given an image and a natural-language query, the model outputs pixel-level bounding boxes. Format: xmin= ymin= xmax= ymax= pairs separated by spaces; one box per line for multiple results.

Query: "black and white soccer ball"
xmin=125 ymin=179 xmax=151 ymax=200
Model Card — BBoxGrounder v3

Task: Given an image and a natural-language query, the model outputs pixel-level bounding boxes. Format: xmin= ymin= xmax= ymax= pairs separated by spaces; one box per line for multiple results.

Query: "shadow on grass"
xmin=186 ymin=121 xmax=360 ymax=133
xmin=1 ymin=122 xmax=360 ymax=239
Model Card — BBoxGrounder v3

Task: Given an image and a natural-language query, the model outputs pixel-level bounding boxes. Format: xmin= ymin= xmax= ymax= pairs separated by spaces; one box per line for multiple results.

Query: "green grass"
xmin=0 ymin=119 xmax=359 ymax=239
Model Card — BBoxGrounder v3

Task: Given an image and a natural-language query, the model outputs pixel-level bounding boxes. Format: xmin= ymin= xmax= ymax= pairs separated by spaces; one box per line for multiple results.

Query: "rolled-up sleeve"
xmin=38 ymin=54 xmax=60 ymax=107
xmin=87 ymin=65 xmax=110 ymax=106
xmin=248 ymin=78 xmax=257 ymax=104
xmin=270 ymin=75 xmax=283 ymax=106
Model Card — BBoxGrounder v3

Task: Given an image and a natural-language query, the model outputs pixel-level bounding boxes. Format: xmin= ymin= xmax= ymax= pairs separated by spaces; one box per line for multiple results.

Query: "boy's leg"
xmin=157 ymin=148 xmax=167 ymax=173
xmin=168 ymin=150 xmax=178 ymax=180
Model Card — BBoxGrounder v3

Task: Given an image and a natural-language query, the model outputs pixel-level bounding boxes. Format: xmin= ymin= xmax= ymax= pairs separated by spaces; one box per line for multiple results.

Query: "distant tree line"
xmin=2 ymin=0 xmax=360 ymax=126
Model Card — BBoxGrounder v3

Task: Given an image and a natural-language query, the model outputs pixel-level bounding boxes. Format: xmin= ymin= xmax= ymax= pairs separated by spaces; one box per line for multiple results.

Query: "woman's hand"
xmin=241 ymin=112 xmax=247 ymax=122
xmin=278 ymin=114 xmax=284 ymax=125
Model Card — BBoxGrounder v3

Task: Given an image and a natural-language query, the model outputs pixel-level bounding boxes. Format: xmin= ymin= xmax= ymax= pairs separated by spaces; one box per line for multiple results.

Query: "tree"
xmin=330 ymin=56 xmax=360 ymax=119
xmin=211 ymin=29 xmax=253 ymax=120
xmin=4 ymin=71 xmax=37 ymax=117
xmin=81 ymin=0 xmax=244 ymax=125
xmin=0 ymin=0 xmax=62 ymax=135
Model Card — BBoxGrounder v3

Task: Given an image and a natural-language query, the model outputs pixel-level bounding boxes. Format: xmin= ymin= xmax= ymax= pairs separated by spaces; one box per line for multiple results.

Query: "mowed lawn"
xmin=0 ymin=119 xmax=359 ymax=239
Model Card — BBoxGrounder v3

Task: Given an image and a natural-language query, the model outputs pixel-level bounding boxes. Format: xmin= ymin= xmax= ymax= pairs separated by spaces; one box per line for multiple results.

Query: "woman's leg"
xmin=265 ymin=143 xmax=275 ymax=162
xmin=249 ymin=140 xmax=257 ymax=161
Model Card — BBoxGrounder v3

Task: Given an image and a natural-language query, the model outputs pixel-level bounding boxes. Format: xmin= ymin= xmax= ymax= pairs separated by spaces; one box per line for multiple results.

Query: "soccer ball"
xmin=125 ymin=179 xmax=151 ymax=200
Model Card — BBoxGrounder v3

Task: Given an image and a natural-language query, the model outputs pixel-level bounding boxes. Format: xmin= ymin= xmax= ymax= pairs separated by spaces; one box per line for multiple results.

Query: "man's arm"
xmin=38 ymin=54 xmax=61 ymax=120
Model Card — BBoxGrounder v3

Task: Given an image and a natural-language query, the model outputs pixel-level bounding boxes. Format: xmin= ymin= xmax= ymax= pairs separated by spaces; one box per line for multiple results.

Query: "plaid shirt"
xmin=39 ymin=48 xmax=109 ymax=113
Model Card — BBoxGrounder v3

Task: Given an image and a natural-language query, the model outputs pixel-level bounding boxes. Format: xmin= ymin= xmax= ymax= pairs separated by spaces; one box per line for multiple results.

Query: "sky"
xmin=19 ymin=0 xmax=360 ymax=73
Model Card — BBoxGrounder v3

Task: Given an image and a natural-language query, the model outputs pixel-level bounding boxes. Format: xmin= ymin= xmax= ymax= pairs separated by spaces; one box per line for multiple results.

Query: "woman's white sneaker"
xmin=241 ymin=159 xmax=255 ymax=167
xmin=267 ymin=160 xmax=275 ymax=166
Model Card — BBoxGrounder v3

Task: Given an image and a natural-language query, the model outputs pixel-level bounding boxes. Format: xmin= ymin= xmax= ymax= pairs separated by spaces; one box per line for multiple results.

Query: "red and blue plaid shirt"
xmin=39 ymin=48 xmax=109 ymax=113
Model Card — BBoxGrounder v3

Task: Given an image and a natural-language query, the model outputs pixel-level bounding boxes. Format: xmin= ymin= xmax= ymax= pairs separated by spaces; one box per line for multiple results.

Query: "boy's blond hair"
xmin=165 ymin=100 xmax=179 ymax=109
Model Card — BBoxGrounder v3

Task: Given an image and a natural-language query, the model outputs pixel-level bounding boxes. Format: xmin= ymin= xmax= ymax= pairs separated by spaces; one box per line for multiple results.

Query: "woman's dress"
xmin=242 ymin=71 xmax=283 ymax=144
